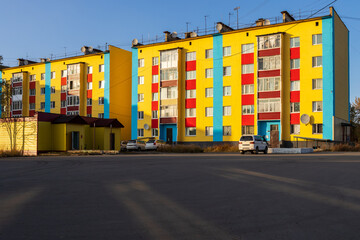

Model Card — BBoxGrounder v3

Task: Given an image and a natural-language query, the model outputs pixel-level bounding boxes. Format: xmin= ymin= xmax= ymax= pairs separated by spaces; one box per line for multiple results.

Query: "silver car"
xmin=239 ymin=135 xmax=268 ymax=154
xmin=126 ymin=140 xmax=146 ymax=151
xmin=145 ymin=139 xmax=166 ymax=150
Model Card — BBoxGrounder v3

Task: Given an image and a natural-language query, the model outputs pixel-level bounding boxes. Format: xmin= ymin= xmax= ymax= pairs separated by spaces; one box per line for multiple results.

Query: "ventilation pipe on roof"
xmin=281 ymin=11 xmax=295 ymax=23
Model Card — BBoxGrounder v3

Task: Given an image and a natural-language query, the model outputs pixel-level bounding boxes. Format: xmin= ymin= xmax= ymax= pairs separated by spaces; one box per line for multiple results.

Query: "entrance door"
xmin=270 ymin=124 xmax=279 ymax=148
xmin=110 ymin=133 xmax=115 ymax=150
xmin=72 ymin=131 xmax=80 ymax=150
xmin=166 ymin=128 xmax=173 ymax=144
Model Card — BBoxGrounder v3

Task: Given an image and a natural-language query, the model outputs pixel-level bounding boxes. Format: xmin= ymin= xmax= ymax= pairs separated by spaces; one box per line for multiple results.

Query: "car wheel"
xmin=138 ymin=147 xmax=141 ymax=151
xmin=255 ymin=147 xmax=259 ymax=154
xmin=264 ymin=147 xmax=268 ymax=154
xmin=241 ymin=151 xmax=245 ymax=154
xmin=251 ymin=151 xmax=254 ymax=154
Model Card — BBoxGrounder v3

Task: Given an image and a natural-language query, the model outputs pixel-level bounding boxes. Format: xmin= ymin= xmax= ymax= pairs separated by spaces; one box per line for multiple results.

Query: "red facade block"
xmin=185 ymin=99 xmax=196 ymax=108
xmin=151 ymin=119 xmax=159 ymax=129
xmin=241 ymin=74 xmax=254 ymax=84
xmin=258 ymin=91 xmax=281 ymax=98
xmin=67 ymin=106 xmax=79 ymax=111
xmin=61 ymin=108 xmax=66 ymax=115
xmin=13 ymin=82 xmax=22 ymax=87
xmin=161 ymin=80 xmax=177 ymax=87
xmin=185 ymin=117 xmax=196 ymax=127
xmin=61 ymin=93 xmax=67 ymax=101
xmin=290 ymin=69 xmax=300 ymax=81
xmin=186 ymin=60 xmax=196 ymax=71
xmin=290 ymin=47 xmax=300 ymax=59
xmin=242 ymin=115 xmax=254 ymax=126
xmin=87 ymin=74 xmax=92 ymax=83
xmin=61 ymin=77 xmax=67 ymax=86
xmin=258 ymin=48 xmax=281 ymax=57
xmin=241 ymin=53 xmax=254 ymax=65
xmin=160 ymin=117 xmax=177 ymax=124
xmin=290 ymin=91 xmax=300 ymax=102
xmin=13 ymin=110 xmax=22 ymax=115
xmin=290 ymin=113 xmax=300 ymax=124
xmin=152 ymin=65 xmax=159 ymax=75
xmin=258 ymin=70 xmax=281 ymax=78
xmin=29 ymin=110 xmax=35 ymax=117
xmin=152 ymin=83 xmax=159 ymax=93
xmin=242 ymin=94 xmax=254 ymax=105
xmin=87 ymin=90 xmax=92 ymax=99
xmin=185 ymin=80 xmax=196 ymax=90
xmin=258 ymin=112 xmax=281 ymax=120
xmin=29 ymin=96 xmax=35 ymax=103
xmin=29 ymin=82 xmax=36 ymax=89
xmin=87 ymin=106 xmax=92 ymax=114
xmin=152 ymin=101 xmax=158 ymax=110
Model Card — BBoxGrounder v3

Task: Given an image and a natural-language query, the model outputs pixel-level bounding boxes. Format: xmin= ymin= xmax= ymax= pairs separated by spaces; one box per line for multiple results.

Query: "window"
xmin=312 ymin=56 xmax=322 ymax=67
xmin=258 ymin=77 xmax=280 ymax=92
xmin=138 ymin=76 xmax=144 ymax=85
xmin=30 ymin=89 xmax=36 ymax=96
xmin=138 ymin=111 xmax=144 ymax=120
xmin=205 ymin=49 xmax=213 ymax=59
xmin=98 ymin=113 xmax=104 ymax=118
xmin=87 ymin=66 xmax=93 ymax=74
xmin=242 ymin=64 xmax=254 ymax=74
xmin=29 ymin=103 xmax=35 ymax=110
xmin=62 ymin=70 xmax=68 ymax=77
xmin=40 ymin=102 xmax=45 ymax=110
xmin=41 ymin=73 xmax=45 ymax=80
xmin=290 ymin=81 xmax=300 ymax=91
xmin=87 ymin=82 xmax=92 ymax=90
xmin=258 ymin=98 xmax=281 ymax=113
xmin=242 ymin=84 xmax=254 ymax=94
xmin=50 ymin=101 xmax=55 ymax=109
xmin=152 ymin=75 xmax=159 ymax=83
xmin=152 ymin=92 xmax=158 ymax=101
xmin=12 ymin=101 xmax=22 ymax=110
xmin=152 ymin=128 xmax=158 ymax=137
xmin=205 ymin=88 xmax=213 ymax=98
xmin=87 ymin=114 xmax=91 ymax=117
xmin=61 ymin=85 xmax=67 ymax=93
xmin=30 ymin=74 xmax=36 ymax=81
xmin=312 ymin=124 xmax=323 ymax=134
xmin=51 ymin=72 xmax=56 ymax=79
xmin=185 ymin=108 xmax=196 ymax=117
xmin=258 ymin=56 xmax=281 ymax=70
xmin=312 ymin=101 xmax=323 ymax=112
xmin=242 ymin=125 xmax=254 ymax=135
xmin=242 ymin=44 xmax=254 ymax=54
xmin=290 ymin=59 xmax=300 ymax=69
xmin=99 ymin=64 xmax=105 ymax=72
xmin=223 ymin=66 xmax=231 ymax=76
xmin=152 ymin=110 xmax=158 ymax=119
xmin=99 ymin=80 xmax=105 ymax=89
xmin=205 ymin=107 xmax=213 ymax=117
xmin=152 ymin=57 xmax=159 ymax=66
xmin=160 ymin=87 xmax=177 ymax=99
xmin=67 ymin=96 xmax=80 ymax=106
xmin=258 ymin=34 xmax=281 ymax=50
xmin=186 ymin=52 xmax=196 ymax=61
xmin=290 ymin=124 xmax=300 ymax=134
xmin=223 ymin=126 xmax=231 ymax=136
xmin=68 ymin=64 xmax=80 ymax=75
xmin=160 ymin=50 xmax=178 ymax=81
xmin=12 ymin=87 xmax=22 ymax=95
xmin=223 ymin=46 xmax=231 ymax=57
xmin=223 ymin=106 xmax=231 ymax=116
xmin=68 ymin=111 xmax=79 ymax=116
xmin=205 ymin=126 xmax=213 ymax=136
xmin=290 ymin=37 xmax=300 ymax=48
xmin=98 ymin=97 xmax=104 ymax=105
xmin=186 ymin=89 xmax=196 ymax=99
xmin=242 ymin=105 xmax=254 ymax=115
xmin=186 ymin=71 xmax=196 ymax=80
xmin=223 ymin=86 xmax=231 ymax=96
xmin=138 ymin=59 xmax=144 ymax=68
xmin=205 ymin=68 xmax=213 ymax=78
xmin=41 ymin=88 xmax=45 ymax=95
xmin=61 ymin=101 xmax=66 ymax=108
xmin=185 ymin=127 xmax=196 ymax=136
xmin=160 ymin=105 xmax=177 ymax=117
xmin=51 ymin=86 xmax=55 ymax=94
xmin=312 ymin=34 xmax=322 ymax=45
xmin=137 ymin=128 xmax=144 ymax=137
xmin=312 ymin=78 xmax=322 ymax=90
xmin=138 ymin=93 xmax=144 ymax=102
xmin=87 ymin=98 xmax=92 ymax=106
xmin=290 ymin=102 xmax=300 ymax=113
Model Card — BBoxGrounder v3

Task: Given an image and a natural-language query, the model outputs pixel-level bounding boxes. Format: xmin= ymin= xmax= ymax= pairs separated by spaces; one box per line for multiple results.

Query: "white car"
xmin=145 ymin=139 xmax=166 ymax=150
xmin=239 ymin=135 xmax=268 ymax=154
xmin=126 ymin=140 xmax=146 ymax=151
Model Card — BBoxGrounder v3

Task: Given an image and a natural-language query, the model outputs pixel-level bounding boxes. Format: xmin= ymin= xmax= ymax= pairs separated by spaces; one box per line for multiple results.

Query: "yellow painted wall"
xmin=38 ymin=121 xmax=52 ymax=151
xmin=52 ymin=124 xmax=66 ymax=151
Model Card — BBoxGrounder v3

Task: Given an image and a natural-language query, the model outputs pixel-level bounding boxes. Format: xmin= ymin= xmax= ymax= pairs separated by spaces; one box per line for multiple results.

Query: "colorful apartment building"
xmin=131 ymin=7 xmax=350 ymax=145
xmin=0 ymin=45 xmax=132 ymax=140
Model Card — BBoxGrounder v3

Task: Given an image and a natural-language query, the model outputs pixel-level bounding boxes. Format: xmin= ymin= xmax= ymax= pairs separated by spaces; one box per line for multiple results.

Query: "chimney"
xmin=216 ymin=22 xmax=234 ymax=33
xmin=18 ymin=58 xmax=37 ymax=66
xmin=281 ymin=11 xmax=295 ymax=23
xmin=164 ymin=31 xmax=171 ymax=42
xmin=256 ymin=18 xmax=266 ymax=26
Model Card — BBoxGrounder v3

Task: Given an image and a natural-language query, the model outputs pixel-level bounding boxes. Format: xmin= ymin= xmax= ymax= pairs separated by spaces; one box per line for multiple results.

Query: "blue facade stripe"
xmin=0 ymin=71 xmax=2 ymax=117
xmin=131 ymin=48 xmax=138 ymax=139
xmin=213 ymin=34 xmax=223 ymax=142
xmin=322 ymin=16 xmax=334 ymax=140
xmin=45 ymin=62 xmax=51 ymax=113
xmin=104 ymin=52 xmax=110 ymax=119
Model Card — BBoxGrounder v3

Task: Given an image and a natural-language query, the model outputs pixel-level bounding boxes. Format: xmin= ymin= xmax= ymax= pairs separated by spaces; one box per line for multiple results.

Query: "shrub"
xmin=331 ymin=143 xmax=360 ymax=152
xmin=0 ymin=150 xmax=23 ymax=157
xmin=157 ymin=144 xmax=203 ymax=153
xmin=204 ymin=144 xmax=239 ymax=153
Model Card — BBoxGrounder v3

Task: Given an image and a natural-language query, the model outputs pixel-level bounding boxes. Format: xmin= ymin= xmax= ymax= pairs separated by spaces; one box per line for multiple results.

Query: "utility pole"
xmin=234 ymin=6 xmax=240 ymax=29
xmin=64 ymin=47 xmax=67 ymax=57
xmin=228 ymin=12 xmax=233 ymax=26
xmin=186 ymin=22 xmax=190 ymax=32
xmin=204 ymin=15 xmax=209 ymax=34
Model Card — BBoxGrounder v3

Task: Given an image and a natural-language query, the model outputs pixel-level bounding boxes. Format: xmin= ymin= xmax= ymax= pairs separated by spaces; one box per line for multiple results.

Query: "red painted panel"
xmin=29 ymin=96 xmax=35 ymax=103
xmin=242 ymin=94 xmax=254 ymax=105
xmin=290 ymin=91 xmax=300 ymax=102
xmin=152 ymin=83 xmax=159 ymax=93
xmin=29 ymin=82 xmax=36 ymax=89
xmin=185 ymin=80 xmax=196 ymax=90
xmin=241 ymin=53 xmax=254 ymax=65
xmin=87 ymin=74 xmax=92 ymax=83
xmin=29 ymin=110 xmax=35 ymax=117
xmin=67 ymin=106 xmax=79 ymax=111
xmin=60 ymin=108 xmax=66 ymax=115
xmin=87 ymin=90 xmax=92 ymax=99
xmin=151 ymin=119 xmax=159 ymax=129
xmin=13 ymin=110 xmax=22 ymax=115
xmin=152 ymin=65 xmax=159 ymax=75
xmin=258 ymin=112 xmax=281 ymax=120
xmin=161 ymin=80 xmax=177 ymax=87
xmin=258 ymin=48 xmax=281 ymax=57
xmin=61 ymin=77 xmax=67 ymax=86
xmin=61 ymin=93 xmax=67 ymax=101
xmin=185 ymin=99 xmax=196 ymax=108
xmin=87 ymin=106 xmax=92 ymax=114
xmin=290 ymin=69 xmax=300 ymax=81
xmin=160 ymin=117 xmax=177 ymax=124
xmin=241 ymin=74 xmax=254 ymax=84
xmin=242 ymin=115 xmax=254 ymax=126
xmin=258 ymin=70 xmax=281 ymax=78
xmin=13 ymin=82 xmax=22 ymax=87
xmin=290 ymin=113 xmax=300 ymax=124
xmin=258 ymin=91 xmax=281 ymax=98
xmin=186 ymin=60 xmax=196 ymax=71
xmin=185 ymin=117 xmax=196 ymax=127
xmin=152 ymin=101 xmax=158 ymax=110
xmin=290 ymin=47 xmax=300 ymax=59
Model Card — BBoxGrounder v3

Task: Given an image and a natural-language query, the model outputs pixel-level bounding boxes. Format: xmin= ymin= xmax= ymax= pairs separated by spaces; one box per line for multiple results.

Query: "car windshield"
xmin=147 ymin=140 xmax=155 ymax=143
xmin=240 ymin=136 xmax=253 ymax=141
xmin=128 ymin=140 xmax=136 ymax=143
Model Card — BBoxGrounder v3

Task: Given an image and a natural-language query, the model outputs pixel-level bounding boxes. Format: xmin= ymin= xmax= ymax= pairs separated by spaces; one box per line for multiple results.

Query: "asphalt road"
xmin=1 ymin=153 xmax=360 ymax=240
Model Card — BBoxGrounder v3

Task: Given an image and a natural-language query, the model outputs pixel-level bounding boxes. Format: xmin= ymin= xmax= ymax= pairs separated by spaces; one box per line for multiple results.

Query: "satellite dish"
xmin=81 ymin=46 xmax=87 ymax=53
xmin=24 ymin=60 xmax=28 ymax=65
xmin=144 ymin=123 xmax=150 ymax=130
xmin=46 ymin=58 xmax=50 ymax=62
xmin=300 ymin=114 xmax=310 ymax=124
xmin=216 ymin=23 xmax=223 ymax=32
xmin=264 ymin=19 xmax=271 ymax=25
xmin=171 ymin=32 xmax=177 ymax=38
xmin=190 ymin=32 xmax=197 ymax=38
xmin=132 ymin=38 xmax=139 ymax=46
xmin=88 ymin=46 xmax=93 ymax=52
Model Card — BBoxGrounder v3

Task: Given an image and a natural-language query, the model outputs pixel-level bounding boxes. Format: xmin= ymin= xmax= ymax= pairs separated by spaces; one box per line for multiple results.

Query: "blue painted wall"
xmin=104 ymin=52 xmax=110 ymax=119
xmin=131 ymin=48 xmax=138 ymax=139
xmin=45 ymin=62 xmax=51 ymax=113
xmin=322 ymin=15 xmax=334 ymax=140
xmin=258 ymin=121 xmax=281 ymax=141
xmin=160 ymin=124 xmax=177 ymax=142
xmin=213 ymin=34 xmax=223 ymax=142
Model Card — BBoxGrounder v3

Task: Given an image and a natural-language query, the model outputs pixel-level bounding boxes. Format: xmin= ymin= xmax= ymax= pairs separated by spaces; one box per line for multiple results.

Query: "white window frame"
xmin=312 ymin=78 xmax=323 ymax=90
xmin=152 ymin=57 xmax=159 ymax=66
xmin=87 ymin=82 xmax=93 ymax=90
xmin=290 ymin=124 xmax=300 ymax=135
xmin=152 ymin=128 xmax=158 ymax=137
xmin=185 ymin=108 xmax=196 ymax=117
xmin=312 ymin=101 xmax=323 ymax=112
xmin=98 ymin=113 xmax=104 ymax=118
xmin=223 ymin=126 xmax=231 ymax=136
xmin=99 ymin=80 xmax=105 ymax=89
xmin=87 ymin=98 xmax=92 ymax=106
xmin=205 ymin=126 xmax=213 ymax=136
xmin=312 ymin=34 xmax=322 ymax=45
xmin=242 ymin=44 xmax=254 ymax=54
xmin=242 ymin=125 xmax=254 ymax=135
xmin=51 ymin=71 xmax=56 ymax=79
xmin=186 ymin=52 xmax=196 ymax=61
xmin=29 ymin=103 xmax=35 ymax=110
xmin=41 ymin=73 xmax=45 ymax=80
xmin=312 ymin=124 xmax=323 ymax=134
xmin=41 ymin=88 xmax=45 ymax=95
xmin=61 ymin=101 xmax=66 ymax=108
xmin=290 ymin=102 xmax=300 ymax=113
xmin=40 ymin=102 xmax=45 ymax=110
xmin=152 ymin=92 xmax=158 ymax=101
xmin=205 ymin=88 xmax=213 ymax=98
xmin=185 ymin=127 xmax=196 ymax=136
xmin=186 ymin=71 xmax=196 ymax=80
xmin=312 ymin=56 xmax=323 ymax=68
xmin=242 ymin=64 xmax=254 ymax=74
xmin=290 ymin=81 xmax=300 ymax=91
xmin=242 ymin=105 xmax=254 ymax=115
xmin=223 ymin=106 xmax=231 ymax=116
xmin=290 ymin=59 xmax=300 ymax=69
xmin=152 ymin=110 xmax=158 ymax=119
xmin=258 ymin=98 xmax=281 ymax=113
xmin=205 ymin=107 xmax=213 ymax=117
xmin=223 ymin=86 xmax=231 ymax=96
xmin=99 ymin=64 xmax=105 ymax=72
xmin=138 ymin=76 xmax=144 ymax=85
xmin=152 ymin=75 xmax=159 ymax=83
xmin=137 ymin=128 xmax=144 ymax=137
xmin=29 ymin=88 xmax=36 ymax=96
xmin=87 ymin=66 xmax=93 ymax=74
xmin=223 ymin=66 xmax=231 ymax=76
xmin=138 ymin=111 xmax=144 ymax=120
xmin=258 ymin=35 xmax=281 ymax=50
xmin=138 ymin=93 xmax=144 ymax=102
xmin=290 ymin=37 xmax=300 ymax=48
xmin=242 ymin=84 xmax=254 ymax=94
xmin=258 ymin=77 xmax=280 ymax=92
xmin=98 ymin=97 xmax=104 ymax=105
xmin=30 ymin=74 xmax=36 ymax=81
xmin=185 ymin=89 xmax=196 ymax=99
xmin=205 ymin=68 xmax=213 ymax=78
xmin=51 ymin=86 xmax=55 ymax=94
xmin=205 ymin=49 xmax=213 ymax=59
xmin=50 ymin=101 xmax=55 ymax=109
xmin=258 ymin=55 xmax=281 ymax=71
xmin=223 ymin=46 xmax=231 ymax=57
xmin=138 ymin=59 xmax=144 ymax=68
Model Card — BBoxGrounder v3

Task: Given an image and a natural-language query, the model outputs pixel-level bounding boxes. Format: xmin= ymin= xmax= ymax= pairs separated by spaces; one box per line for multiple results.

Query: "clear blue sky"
xmin=1 ymin=0 xmax=358 ymax=101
